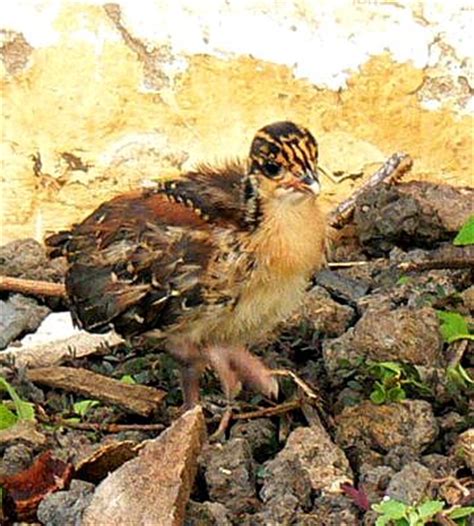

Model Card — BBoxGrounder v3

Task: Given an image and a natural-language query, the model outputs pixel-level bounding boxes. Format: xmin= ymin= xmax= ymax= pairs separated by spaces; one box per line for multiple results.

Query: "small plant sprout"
xmin=373 ymin=497 xmax=474 ymax=526
xmin=0 ymin=376 xmax=35 ymax=430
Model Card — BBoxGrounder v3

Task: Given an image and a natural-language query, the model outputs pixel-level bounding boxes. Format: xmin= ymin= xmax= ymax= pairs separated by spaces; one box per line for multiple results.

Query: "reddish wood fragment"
xmin=0 ymin=451 xmax=73 ymax=522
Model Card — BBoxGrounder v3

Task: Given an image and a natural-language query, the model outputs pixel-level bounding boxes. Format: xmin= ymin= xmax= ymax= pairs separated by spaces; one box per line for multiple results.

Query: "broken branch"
xmin=232 ymin=399 xmax=301 ymax=420
xmin=26 ymin=366 xmax=166 ymax=417
xmin=328 ymin=152 xmax=413 ymax=229
xmin=0 ymin=275 xmax=66 ymax=297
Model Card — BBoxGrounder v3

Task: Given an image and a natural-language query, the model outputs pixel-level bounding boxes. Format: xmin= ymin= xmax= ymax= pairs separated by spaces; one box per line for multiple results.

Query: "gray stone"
xmin=359 ymin=465 xmax=395 ymax=503
xmin=185 ymin=501 xmax=232 ymax=526
xmin=229 ymin=418 xmax=277 ymax=463
xmin=323 ymin=307 xmax=444 ymax=384
xmin=336 ymin=400 xmax=439 ymax=454
xmin=386 ymin=461 xmax=433 ymax=504
xmin=202 ymin=438 xmax=258 ymax=515
xmin=0 ymin=295 xmax=50 ymax=349
xmin=36 ymin=479 xmax=95 ymax=526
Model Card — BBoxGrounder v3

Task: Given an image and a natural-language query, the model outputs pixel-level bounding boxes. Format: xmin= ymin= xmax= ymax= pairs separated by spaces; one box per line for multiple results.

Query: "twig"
xmin=0 ymin=275 xmax=66 ymax=297
xmin=42 ymin=417 xmax=165 ymax=434
xmin=272 ymin=369 xmax=320 ymax=401
xmin=328 ymin=260 xmax=372 ymax=269
xmin=328 ymin=152 xmax=413 ymax=229
xmin=434 ymin=513 xmax=457 ymax=526
xmin=232 ymin=399 xmax=301 ymax=420
xmin=26 ymin=366 xmax=166 ymax=417
xmin=397 ymin=257 xmax=474 ymax=272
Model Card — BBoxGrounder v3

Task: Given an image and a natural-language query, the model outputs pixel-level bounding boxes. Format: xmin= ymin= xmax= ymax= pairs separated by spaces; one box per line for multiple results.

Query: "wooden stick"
xmin=232 ymin=399 xmax=301 ymax=420
xmin=26 ymin=366 xmax=166 ymax=417
xmin=43 ymin=418 xmax=165 ymax=434
xmin=272 ymin=369 xmax=321 ymax=401
xmin=0 ymin=276 xmax=66 ymax=297
xmin=397 ymin=257 xmax=474 ymax=272
xmin=328 ymin=152 xmax=413 ymax=229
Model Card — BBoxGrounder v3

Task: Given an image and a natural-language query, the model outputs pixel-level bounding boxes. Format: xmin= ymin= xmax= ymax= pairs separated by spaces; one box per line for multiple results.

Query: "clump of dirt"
xmin=0 ymin=180 xmax=472 ymax=525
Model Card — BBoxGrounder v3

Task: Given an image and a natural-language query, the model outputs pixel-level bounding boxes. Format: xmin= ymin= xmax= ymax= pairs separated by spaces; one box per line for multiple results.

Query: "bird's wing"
xmin=152 ymin=161 xmax=251 ymax=228
xmin=59 ymin=189 xmax=220 ymax=336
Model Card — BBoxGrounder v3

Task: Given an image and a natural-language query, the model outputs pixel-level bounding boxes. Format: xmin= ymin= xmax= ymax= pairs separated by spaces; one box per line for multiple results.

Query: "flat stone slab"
xmin=82 ymin=406 xmax=207 ymax=526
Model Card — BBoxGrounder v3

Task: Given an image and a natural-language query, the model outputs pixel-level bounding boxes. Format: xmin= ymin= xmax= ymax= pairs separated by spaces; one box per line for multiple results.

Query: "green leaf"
xmin=397 ymin=276 xmax=411 ymax=286
xmin=373 ymin=499 xmax=408 ymax=519
xmin=120 ymin=374 xmax=136 ymax=385
xmin=370 ymin=383 xmax=387 ymax=404
xmin=448 ymin=506 xmax=474 ymax=519
xmin=0 ymin=403 xmax=18 ymax=430
xmin=436 ymin=311 xmax=473 ymax=343
xmin=453 ymin=216 xmax=474 ymax=246
xmin=73 ymin=399 xmax=100 ymax=417
xmin=417 ymin=500 xmax=445 ymax=519
xmin=387 ymin=386 xmax=407 ymax=403
xmin=406 ymin=509 xmax=420 ymax=526
xmin=0 ymin=377 xmax=35 ymax=421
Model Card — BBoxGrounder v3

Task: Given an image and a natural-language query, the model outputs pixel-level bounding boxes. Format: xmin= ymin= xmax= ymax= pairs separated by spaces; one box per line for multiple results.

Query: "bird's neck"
xmin=251 ymin=195 xmax=326 ymax=277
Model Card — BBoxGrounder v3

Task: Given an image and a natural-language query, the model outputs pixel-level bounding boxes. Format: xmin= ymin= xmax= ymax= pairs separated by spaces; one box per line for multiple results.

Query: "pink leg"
xmin=205 ymin=346 xmax=242 ymax=399
xmin=168 ymin=343 xmax=206 ymax=409
xmin=205 ymin=345 xmax=279 ymax=400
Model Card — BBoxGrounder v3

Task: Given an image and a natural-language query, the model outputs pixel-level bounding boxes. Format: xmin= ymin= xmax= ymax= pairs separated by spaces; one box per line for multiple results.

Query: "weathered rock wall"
xmin=1 ymin=1 xmax=472 ymax=243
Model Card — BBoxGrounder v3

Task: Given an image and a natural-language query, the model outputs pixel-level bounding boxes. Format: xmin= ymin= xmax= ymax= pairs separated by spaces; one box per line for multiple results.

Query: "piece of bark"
xmin=82 ymin=406 xmax=207 ymax=526
xmin=0 ymin=451 xmax=73 ymax=522
xmin=0 ymin=420 xmax=47 ymax=448
xmin=0 ymin=331 xmax=123 ymax=373
xmin=26 ymin=366 xmax=166 ymax=417
xmin=75 ymin=441 xmax=143 ymax=484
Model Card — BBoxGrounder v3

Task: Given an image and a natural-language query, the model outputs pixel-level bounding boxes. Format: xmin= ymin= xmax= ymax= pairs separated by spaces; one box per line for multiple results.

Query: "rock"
xmin=311 ymin=495 xmax=360 ymax=525
xmin=261 ymin=424 xmax=352 ymax=509
xmin=229 ymin=419 xmax=277 ymax=463
xmin=336 ymin=400 xmax=438 ymax=454
xmin=421 ymin=454 xmax=458 ymax=478
xmin=323 ymin=307 xmax=444 ymax=382
xmin=185 ymin=500 xmax=232 ymax=526
xmin=0 ymin=444 xmax=34 ymax=479
xmin=36 ymin=479 xmax=95 ymax=526
xmin=315 ymin=269 xmax=370 ymax=306
xmin=0 ymin=295 xmax=50 ymax=349
xmin=259 ymin=457 xmax=312 ymax=524
xmin=354 ymin=181 xmax=474 ymax=255
xmin=452 ymin=428 xmax=474 ymax=470
xmin=461 ymin=285 xmax=474 ymax=312
xmin=288 ymin=286 xmax=355 ymax=338
xmin=351 ymin=307 xmax=444 ymax=366
xmin=359 ymin=465 xmax=395 ymax=503
xmin=202 ymin=437 xmax=258 ymax=515
xmin=383 ymin=446 xmax=419 ymax=471
xmin=82 ymin=406 xmax=206 ymax=526
xmin=0 ymin=238 xmax=66 ymax=282
xmin=386 ymin=461 xmax=433 ymax=504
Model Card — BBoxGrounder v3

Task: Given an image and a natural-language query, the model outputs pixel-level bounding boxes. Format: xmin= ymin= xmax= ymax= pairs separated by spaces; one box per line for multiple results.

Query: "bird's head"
xmin=249 ymin=121 xmax=321 ymax=201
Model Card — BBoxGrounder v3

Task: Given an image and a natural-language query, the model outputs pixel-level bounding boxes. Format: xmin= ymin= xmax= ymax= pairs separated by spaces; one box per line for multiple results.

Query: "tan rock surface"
xmin=82 ymin=405 xmax=207 ymax=526
xmin=1 ymin=3 xmax=472 ymax=244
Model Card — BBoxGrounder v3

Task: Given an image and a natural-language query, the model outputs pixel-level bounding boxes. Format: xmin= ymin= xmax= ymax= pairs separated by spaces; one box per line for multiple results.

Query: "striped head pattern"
xmin=249 ymin=121 xmax=321 ymax=198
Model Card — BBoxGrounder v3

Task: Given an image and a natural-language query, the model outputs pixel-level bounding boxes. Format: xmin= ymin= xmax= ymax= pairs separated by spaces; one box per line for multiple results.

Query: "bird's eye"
xmin=262 ymin=161 xmax=281 ymax=178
